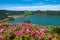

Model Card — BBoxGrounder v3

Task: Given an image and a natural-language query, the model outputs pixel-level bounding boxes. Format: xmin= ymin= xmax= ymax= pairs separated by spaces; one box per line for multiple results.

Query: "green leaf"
xmin=13 ymin=36 xmax=20 ymax=40
xmin=52 ymin=38 xmax=58 ymax=40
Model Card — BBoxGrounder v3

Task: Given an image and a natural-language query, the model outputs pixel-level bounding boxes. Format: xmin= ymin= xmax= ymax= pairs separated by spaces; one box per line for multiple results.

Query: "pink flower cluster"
xmin=14 ymin=31 xmax=22 ymax=36
xmin=48 ymin=35 xmax=54 ymax=39
xmin=0 ymin=22 xmax=46 ymax=40
xmin=12 ymin=22 xmax=45 ymax=37
xmin=0 ymin=22 xmax=2 ymax=26
xmin=0 ymin=22 xmax=57 ymax=40
xmin=39 ymin=28 xmax=44 ymax=35
xmin=0 ymin=29 xmax=4 ymax=33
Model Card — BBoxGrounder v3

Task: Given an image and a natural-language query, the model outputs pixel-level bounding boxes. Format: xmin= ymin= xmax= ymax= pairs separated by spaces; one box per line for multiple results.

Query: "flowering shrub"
xmin=0 ymin=29 xmax=4 ymax=33
xmin=0 ymin=22 xmax=60 ymax=40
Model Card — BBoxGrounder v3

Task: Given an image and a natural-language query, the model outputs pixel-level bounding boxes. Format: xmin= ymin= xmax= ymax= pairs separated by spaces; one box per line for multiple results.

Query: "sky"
xmin=0 ymin=0 xmax=60 ymax=11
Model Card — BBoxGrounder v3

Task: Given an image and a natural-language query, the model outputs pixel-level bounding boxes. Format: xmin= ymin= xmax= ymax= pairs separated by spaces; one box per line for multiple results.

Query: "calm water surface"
xmin=11 ymin=15 xmax=60 ymax=26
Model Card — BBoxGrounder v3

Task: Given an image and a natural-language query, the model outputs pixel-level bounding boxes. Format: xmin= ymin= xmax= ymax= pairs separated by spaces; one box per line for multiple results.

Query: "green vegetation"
xmin=24 ymin=20 xmax=31 ymax=23
xmin=0 ymin=10 xmax=60 ymax=21
xmin=0 ymin=22 xmax=60 ymax=40
xmin=23 ymin=10 xmax=32 ymax=16
xmin=0 ymin=10 xmax=60 ymax=40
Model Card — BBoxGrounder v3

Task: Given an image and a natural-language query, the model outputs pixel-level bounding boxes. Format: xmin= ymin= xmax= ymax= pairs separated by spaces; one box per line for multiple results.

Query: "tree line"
xmin=0 ymin=10 xmax=60 ymax=20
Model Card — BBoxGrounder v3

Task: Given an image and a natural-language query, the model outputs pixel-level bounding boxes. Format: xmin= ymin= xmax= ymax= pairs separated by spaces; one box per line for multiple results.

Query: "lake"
xmin=11 ymin=15 xmax=60 ymax=26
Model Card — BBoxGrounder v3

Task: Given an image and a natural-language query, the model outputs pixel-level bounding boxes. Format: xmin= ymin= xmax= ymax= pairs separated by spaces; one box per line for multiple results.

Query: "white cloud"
xmin=0 ymin=5 xmax=60 ymax=11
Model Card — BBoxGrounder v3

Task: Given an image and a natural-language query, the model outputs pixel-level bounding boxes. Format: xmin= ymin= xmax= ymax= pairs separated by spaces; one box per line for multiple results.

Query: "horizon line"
xmin=0 ymin=4 xmax=60 ymax=11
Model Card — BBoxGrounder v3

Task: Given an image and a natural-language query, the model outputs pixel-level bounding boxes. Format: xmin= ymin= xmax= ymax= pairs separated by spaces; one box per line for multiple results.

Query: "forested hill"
xmin=0 ymin=10 xmax=24 ymax=20
xmin=0 ymin=10 xmax=60 ymax=20
xmin=0 ymin=10 xmax=60 ymax=15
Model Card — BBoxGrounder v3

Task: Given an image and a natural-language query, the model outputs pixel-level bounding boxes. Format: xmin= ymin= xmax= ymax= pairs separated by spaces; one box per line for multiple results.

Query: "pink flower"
xmin=48 ymin=35 xmax=54 ymax=39
xmin=11 ymin=24 xmax=16 ymax=29
xmin=33 ymin=28 xmax=40 ymax=37
xmin=27 ymin=24 xmax=31 ymax=27
xmin=33 ymin=28 xmax=39 ymax=34
xmin=14 ymin=31 xmax=22 ymax=36
xmin=39 ymin=28 xmax=44 ymax=35
xmin=26 ymin=29 xmax=30 ymax=33
xmin=35 ymin=30 xmax=39 ymax=34
xmin=26 ymin=26 xmax=30 ymax=29
xmin=0 ymin=29 xmax=4 ymax=33
xmin=0 ymin=22 xmax=2 ymax=26
xmin=32 ymin=24 xmax=37 ymax=26
xmin=35 ymin=33 xmax=40 ymax=38
xmin=33 ymin=28 xmax=38 ymax=31
xmin=0 ymin=36 xmax=4 ymax=40
xmin=21 ymin=30 xmax=25 ymax=33
xmin=17 ymin=22 xmax=26 ymax=25
xmin=31 ymin=32 xmax=35 ymax=36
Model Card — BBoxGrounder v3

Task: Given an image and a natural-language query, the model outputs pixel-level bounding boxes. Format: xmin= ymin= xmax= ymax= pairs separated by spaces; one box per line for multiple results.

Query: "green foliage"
xmin=24 ymin=10 xmax=32 ymax=16
xmin=0 ymin=10 xmax=60 ymax=22
xmin=9 ymin=35 xmax=15 ymax=40
xmin=52 ymin=38 xmax=58 ymax=40
xmin=51 ymin=27 xmax=60 ymax=34
xmin=13 ymin=36 xmax=20 ymax=40
xmin=24 ymin=20 xmax=31 ymax=23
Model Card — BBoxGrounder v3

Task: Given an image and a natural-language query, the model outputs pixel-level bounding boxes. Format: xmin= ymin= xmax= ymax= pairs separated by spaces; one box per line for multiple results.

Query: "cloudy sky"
xmin=0 ymin=0 xmax=60 ymax=11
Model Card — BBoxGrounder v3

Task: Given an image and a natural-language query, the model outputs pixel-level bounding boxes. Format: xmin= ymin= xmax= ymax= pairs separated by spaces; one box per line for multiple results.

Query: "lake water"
xmin=11 ymin=15 xmax=60 ymax=26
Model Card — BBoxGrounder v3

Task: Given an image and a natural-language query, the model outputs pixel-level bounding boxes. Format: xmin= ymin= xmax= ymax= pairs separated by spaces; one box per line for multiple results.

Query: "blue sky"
xmin=0 ymin=0 xmax=60 ymax=11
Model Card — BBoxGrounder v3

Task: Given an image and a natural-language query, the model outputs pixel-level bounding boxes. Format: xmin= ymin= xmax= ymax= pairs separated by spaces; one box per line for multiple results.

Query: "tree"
xmin=24 ymin=10 xmax=32 ymax=16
